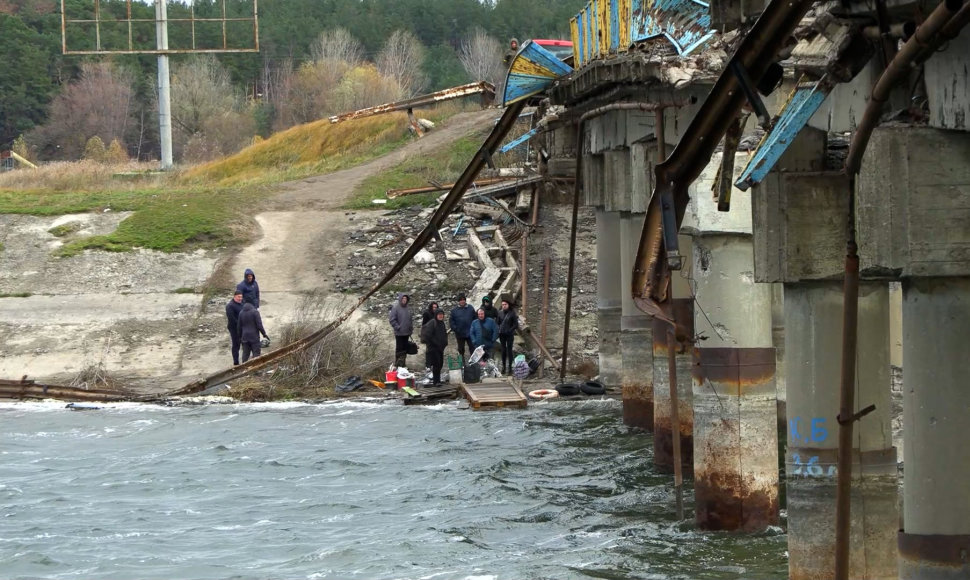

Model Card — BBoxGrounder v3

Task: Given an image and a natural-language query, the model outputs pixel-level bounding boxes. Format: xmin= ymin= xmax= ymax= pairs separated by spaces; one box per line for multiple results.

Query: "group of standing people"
xmin=389 ymin=292 xmax=520 ymax=386
xmin=225 ymin=268 xmax=269 ymax=366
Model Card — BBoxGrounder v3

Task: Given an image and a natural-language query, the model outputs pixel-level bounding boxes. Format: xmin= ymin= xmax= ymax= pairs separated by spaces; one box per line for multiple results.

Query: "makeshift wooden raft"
xmin=461 ymin=379 xmax=528 ymax=409
xmin=402 ymin=384 xmax=461 ymax=406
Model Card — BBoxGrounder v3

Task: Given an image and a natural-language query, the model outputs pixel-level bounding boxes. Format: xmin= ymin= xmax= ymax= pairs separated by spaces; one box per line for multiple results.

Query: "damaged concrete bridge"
xmin=526 ymin=0 xmax=969 ymax=577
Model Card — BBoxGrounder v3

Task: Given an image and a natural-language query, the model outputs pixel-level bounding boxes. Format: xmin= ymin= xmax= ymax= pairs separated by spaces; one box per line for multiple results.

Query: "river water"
xmin=1 ymin=399 xmax=787 ymax=579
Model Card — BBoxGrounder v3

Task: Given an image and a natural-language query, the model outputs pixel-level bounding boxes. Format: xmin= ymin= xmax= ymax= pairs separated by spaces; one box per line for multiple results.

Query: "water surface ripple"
xmin=1 ymin=400 xmax=786 ymax=579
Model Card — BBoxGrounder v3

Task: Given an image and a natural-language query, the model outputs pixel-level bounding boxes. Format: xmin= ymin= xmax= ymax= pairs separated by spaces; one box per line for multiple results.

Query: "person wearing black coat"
xmin=238 ymin=302 xmax=269 ymax=363
xmin=420 ymin=301 xmax=439 ymax=369
xmin=480 ymin=295 xmax=499 ymax=321
xmin=421 ymin=310 xmax=449 ymax=386
xmin=225 ymin=290 xmax=245 ymax=365
xmin=449 ymin=294 xmax=476 ymax=362
xmin=496 ymin=299 xmax=519 ymax=374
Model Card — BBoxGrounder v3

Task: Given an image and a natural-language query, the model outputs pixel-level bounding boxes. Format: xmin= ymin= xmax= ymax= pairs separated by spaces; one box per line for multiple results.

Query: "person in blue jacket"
xmin=236 ymin=268 xmax=260 ymax=308
xmin=469 ymin=308 xmax=499 ymax=361
xmin=449 ymin=293 xmax=476 ymax=362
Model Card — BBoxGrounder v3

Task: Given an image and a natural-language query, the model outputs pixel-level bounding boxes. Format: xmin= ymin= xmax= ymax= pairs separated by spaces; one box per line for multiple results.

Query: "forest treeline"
xmin=0 ymin=0 xmax=581 ymax=163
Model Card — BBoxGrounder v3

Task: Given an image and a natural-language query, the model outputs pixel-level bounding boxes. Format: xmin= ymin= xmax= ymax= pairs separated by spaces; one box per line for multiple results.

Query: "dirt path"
xmin=229 ymin=109 xmax=497 ymax=300
xmin=0 ymin=109 xmax=499 ymax=392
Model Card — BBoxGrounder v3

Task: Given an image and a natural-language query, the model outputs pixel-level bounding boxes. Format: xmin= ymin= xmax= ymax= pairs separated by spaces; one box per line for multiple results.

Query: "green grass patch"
xmin=52 ymin=187 xmax=262 ymax=257
xmin=48 ymin=222 xmax=83 ymax=237
xmin=345 ymin=130 xmax=487 ymax=210
xmin=0 ymin=105 xmax=474 ymax=255
xmin=0 ymin=292 xmax=32 ymax=298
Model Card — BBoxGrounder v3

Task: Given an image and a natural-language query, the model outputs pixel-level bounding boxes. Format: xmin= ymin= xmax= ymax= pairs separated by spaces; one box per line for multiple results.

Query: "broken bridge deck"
xmin=461 ymin=379 xmax=528 ymax=409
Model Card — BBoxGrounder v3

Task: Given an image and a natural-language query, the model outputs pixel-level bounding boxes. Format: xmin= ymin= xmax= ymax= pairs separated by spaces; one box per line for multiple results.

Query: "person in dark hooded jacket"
xmin=225 ymin=290 xmax=245 ymax=365
xmin=480 ymin=295 xmax=499 ymax=321
xmin=420 ymin=302 xmax=439 ymax=369
xmin=388 ymin=293 xmax=413 ymax=367
xmin=238 ymin=302 xmax=269 ymax=363
xmin=236 ymin=269 xmax=260 ymax=308
xmin=421 ymin=309 xmax=448 ymax=385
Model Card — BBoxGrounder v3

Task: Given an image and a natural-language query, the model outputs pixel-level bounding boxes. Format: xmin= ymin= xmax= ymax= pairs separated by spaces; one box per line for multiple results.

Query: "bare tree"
xmin=459 ymin=28 xmax=504 ymax=87
xmin=377 ymin=29 xmax=427 ymax=98
xmin=170 ymin=55 xmax=236 ymax=136
xmin=30 ymin=62 xmax=134 ymax=160
xmin=310 ymin=28 xmax=364 ymax=67
xmin=170 ymin=56 xmax=255 ymax=161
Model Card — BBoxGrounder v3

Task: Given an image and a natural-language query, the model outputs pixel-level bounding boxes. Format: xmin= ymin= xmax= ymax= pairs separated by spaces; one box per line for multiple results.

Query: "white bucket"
xmin=449 ymin=369 xmax=463 ymax=385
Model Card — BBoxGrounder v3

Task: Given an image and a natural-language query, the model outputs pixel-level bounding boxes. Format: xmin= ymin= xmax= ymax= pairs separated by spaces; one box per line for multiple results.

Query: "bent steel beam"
xmin=328 ymin=82 xmax=496 ymax=124
xmin=631 ymin=0 xmax=817 ymax=320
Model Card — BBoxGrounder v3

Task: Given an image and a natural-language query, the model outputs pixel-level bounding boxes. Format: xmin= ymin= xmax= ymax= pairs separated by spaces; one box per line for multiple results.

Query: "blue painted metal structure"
xmin=734 ymin=79 xmax=832 ymax=190
xmin=631 ymin=0 xmax=715 ymax=56
xmin=499 ymin=128 xmax=541 ymax=154
xmin=573 ymin=0 xmax=715 ymax=68
xmin=502 ymin=40 xmax=575 ymax=106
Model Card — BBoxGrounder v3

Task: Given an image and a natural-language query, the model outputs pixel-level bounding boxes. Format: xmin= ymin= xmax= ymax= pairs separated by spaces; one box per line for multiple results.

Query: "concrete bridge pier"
xmin=596 ymin=209 xmax=623 ymax=388
xmin=856 ymin=127 xmax=970 ymax=579
xmin=620 ymin=211 xmax=654 ymax=429
xmin=784 ymin=282 xmax=897 ymax=579
xmin=752 ymin=138 xmax=899 ymax=577
xmin=899 ymin=278 xmax=970 ymax=579
xmin=685 ymin=155 xmax=777 ymax=531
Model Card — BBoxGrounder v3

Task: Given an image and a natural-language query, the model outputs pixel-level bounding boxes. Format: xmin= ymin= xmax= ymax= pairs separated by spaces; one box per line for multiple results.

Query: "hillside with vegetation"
xmin=0 ymin=0 xmax=583 ymax=164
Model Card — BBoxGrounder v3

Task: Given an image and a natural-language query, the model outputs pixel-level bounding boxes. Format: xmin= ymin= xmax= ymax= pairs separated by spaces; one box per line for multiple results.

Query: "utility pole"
xmin=155 ymin=0 xmax=173 ymax=170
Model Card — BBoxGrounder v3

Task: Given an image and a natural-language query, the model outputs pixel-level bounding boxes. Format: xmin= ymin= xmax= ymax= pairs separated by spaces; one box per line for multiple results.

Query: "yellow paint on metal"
xmin=618 ymin=0 xmax=632 ymax=50
xmin=511 ymin=56 xmax=560 ymax=78
xmin=570 ymin=17 xmax=581 ymax=65
xmin=597 ymin=0 xmax=609 ymax=56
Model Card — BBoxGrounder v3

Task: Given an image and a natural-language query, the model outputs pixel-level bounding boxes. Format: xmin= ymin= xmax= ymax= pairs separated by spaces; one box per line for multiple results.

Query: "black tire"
xmin=581 ymin=380 xmax=606 ymax=395
xmin=555 ymin=382 xmax=582 ymax=396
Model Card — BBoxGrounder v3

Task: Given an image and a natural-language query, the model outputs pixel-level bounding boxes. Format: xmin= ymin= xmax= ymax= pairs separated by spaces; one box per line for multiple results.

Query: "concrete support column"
xmin=784 ymin=282 xmax=898 ymax=579
xmin=652 ymin=298 xmax=694 ymax=474
xmin=691 ymin=234 xmax=777 ymax=531
xmin=899 ymin=277 xmax=970 ymax=579
xmin=619 ymin=212 xmax=653 ymax=429
xmin=596 ymin=209 xmax=623 ymax=388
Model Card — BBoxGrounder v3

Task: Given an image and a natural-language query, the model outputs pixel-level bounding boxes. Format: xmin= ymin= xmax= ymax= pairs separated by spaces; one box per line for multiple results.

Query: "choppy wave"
xmin=1 ymin=400 xmax=786 ymax=579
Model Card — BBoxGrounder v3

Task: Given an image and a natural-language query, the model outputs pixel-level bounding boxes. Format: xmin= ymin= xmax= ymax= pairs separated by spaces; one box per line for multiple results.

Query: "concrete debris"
xmin=414 ymin=249 xmax=436 ymax=264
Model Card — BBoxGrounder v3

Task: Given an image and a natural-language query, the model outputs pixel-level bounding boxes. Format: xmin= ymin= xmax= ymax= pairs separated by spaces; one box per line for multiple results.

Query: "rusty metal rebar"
xmin=667 ymin=327 xmax=684 ymax=520
xmin=540 ymin=257 xmax=552 ymax=377
xmin=834 ymin=180 xmax=861 ymax=580
xmin=844 ymin=0 xmax=964 ymax=175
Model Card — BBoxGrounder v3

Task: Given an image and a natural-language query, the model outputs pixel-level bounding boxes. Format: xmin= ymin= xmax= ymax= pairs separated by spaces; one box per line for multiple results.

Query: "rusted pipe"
xmin=862 ymin=21 xmax=916 ymax=41
xmin=521 ymin=230 xmax=528 ymax=317
xmin=844 ymin=0 xmax=964 ymax=175
xmin=560 ymin=129 xmax=583 ymax=380
xmin=834 ymin=184 xmax=861 ymax=580
xmin=667 ymin=327 xmax=684 ymax=520
xmin=541 ymin=257 xmax=551 ymax=377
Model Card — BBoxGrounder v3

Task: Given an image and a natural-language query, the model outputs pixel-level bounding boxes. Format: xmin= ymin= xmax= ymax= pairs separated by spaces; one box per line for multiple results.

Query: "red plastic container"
xmin=385 ymin=370 xmax=398 ymax=383
xmin=397 ymin=376 xmax=407 ymax=388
